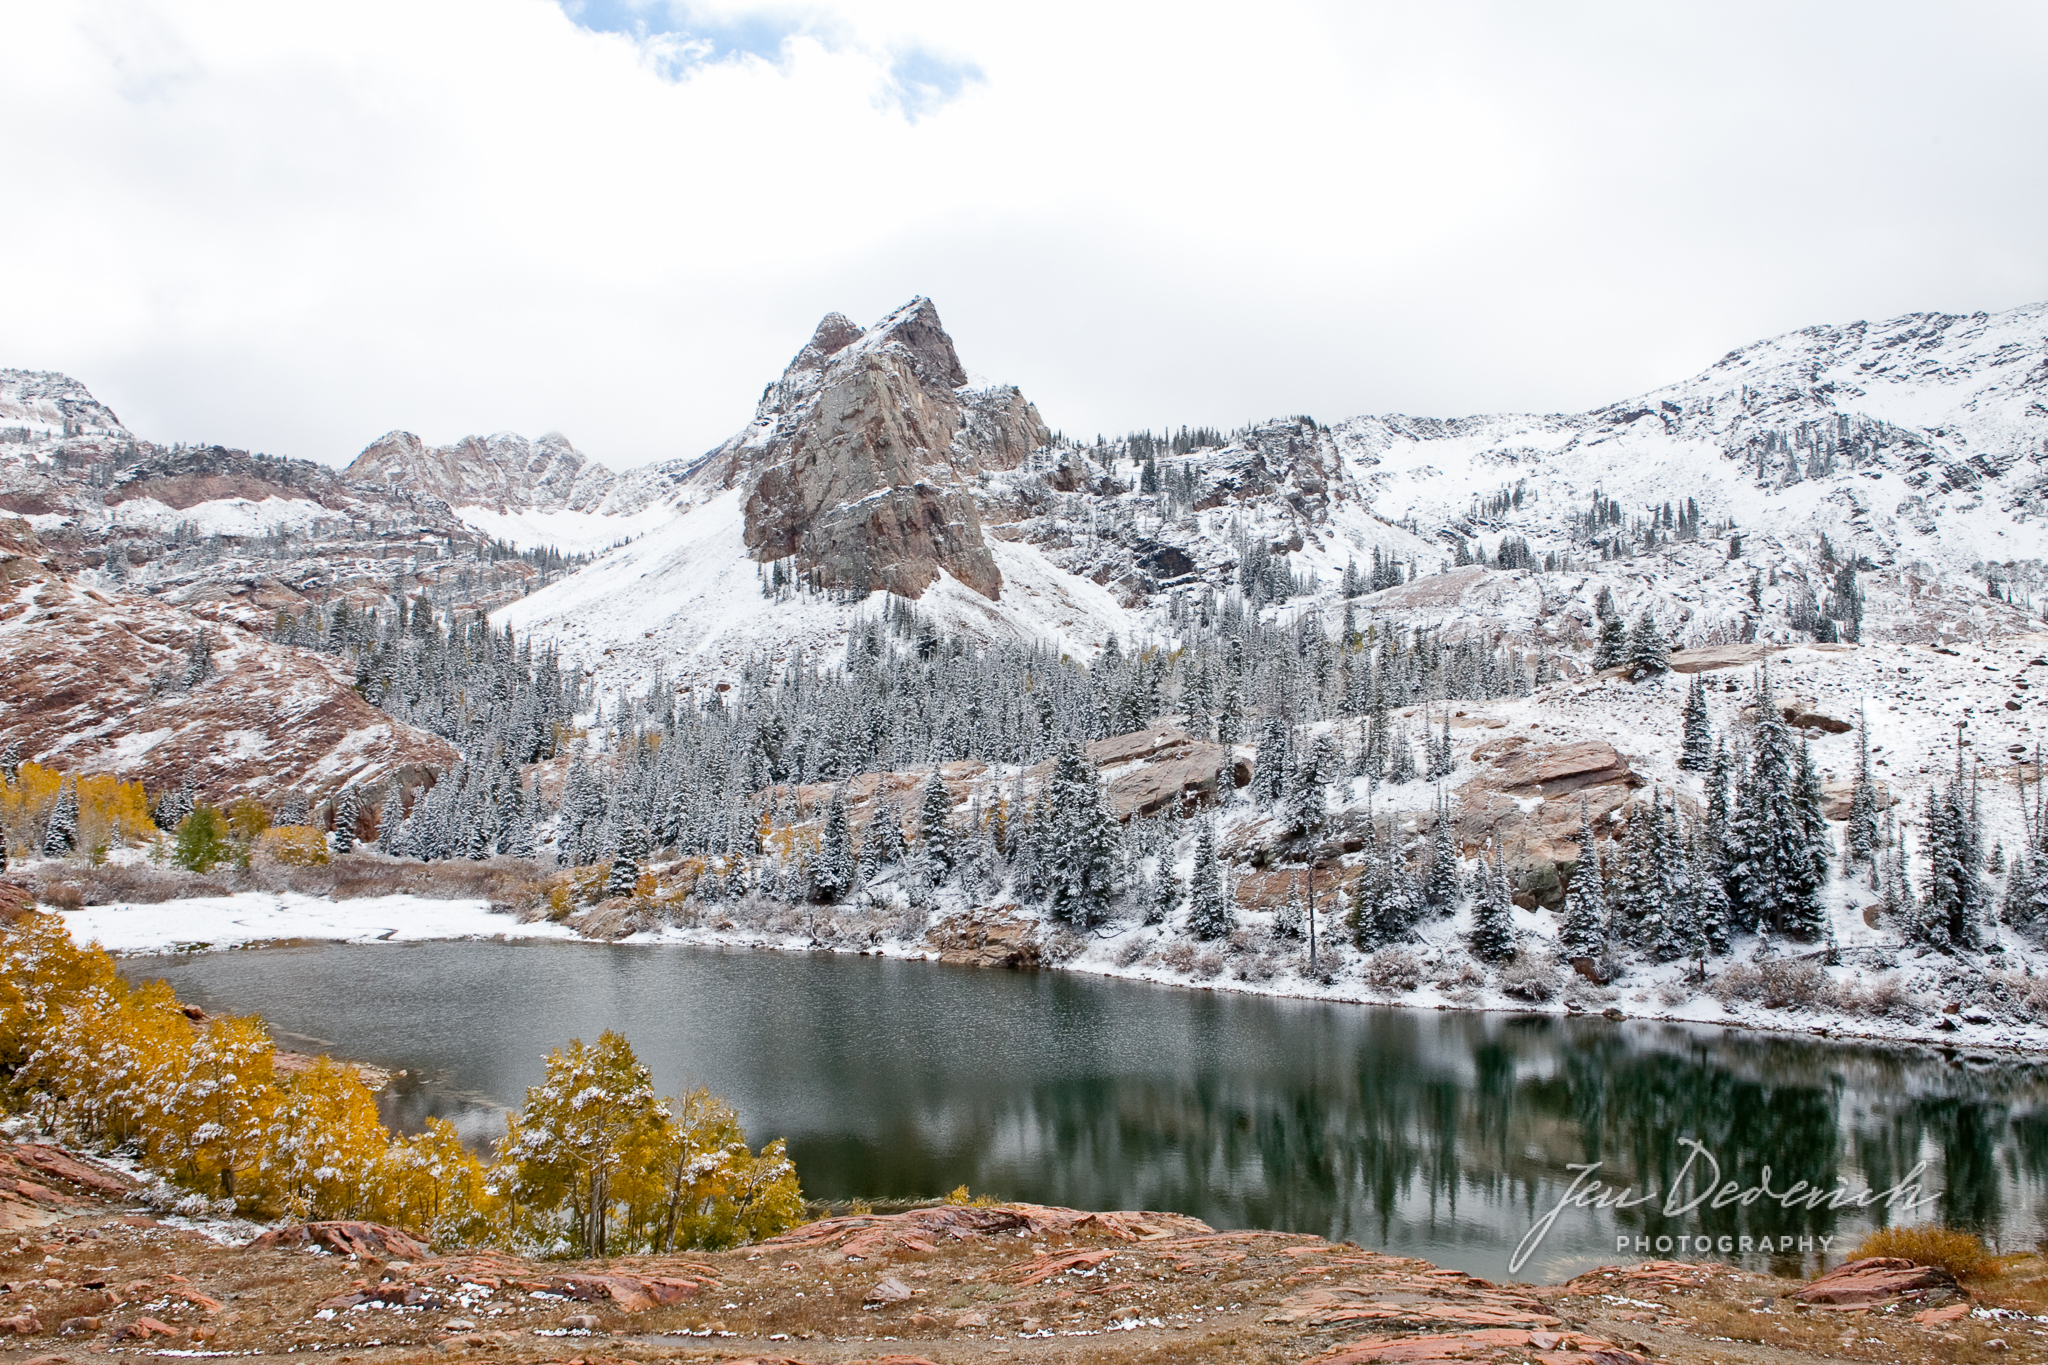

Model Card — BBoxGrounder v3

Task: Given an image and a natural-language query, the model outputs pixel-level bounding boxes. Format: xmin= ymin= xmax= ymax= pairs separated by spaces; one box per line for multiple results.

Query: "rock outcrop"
xmin=344 ymin=429 xmax=635 ymax=514
xmin=694 ymin=298 xmax=1050 ymax=600
xmin=0 ymin=518 xmax=455 ymax=811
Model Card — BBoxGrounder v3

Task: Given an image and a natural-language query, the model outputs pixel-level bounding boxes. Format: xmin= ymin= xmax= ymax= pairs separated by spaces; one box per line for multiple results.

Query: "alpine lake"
xmin=122 ymin=939 xmax=2048 ymax=1282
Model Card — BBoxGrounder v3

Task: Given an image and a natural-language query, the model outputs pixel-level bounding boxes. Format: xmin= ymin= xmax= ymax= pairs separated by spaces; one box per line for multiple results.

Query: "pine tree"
xmin=606 ymin=826 xmax=644 ymax=900
xmin=1591 ymin=587 xmax=1625 ymax=669
xmin=1559 ymin=807 xmax=1609 ymax=962
xmin=1038 ymin=744 xmax=1121 ymax=929
xmin=1467 ymin=845 xmax=1517 ymax=962
xmin=1253 ymin=717 xmax=1289 ymax=805
xmin=332 ymin=786 xmax=359 ymax=853
xmin=812 ymin=789 xmax=855 ymax=903
xmin=1284 ymin=739 xmax=1328 ymax=836
xmin=1425 ymin=711 xmax=1455 ymax=780
xmin=918 ymin=772 xmax=954 ymax=881
xmin=1146 ymin=865 xmax=1181 ymax=925
xmin=377 ymin=791 xmax=406 ymax=856
xmin=1423 ymin=790 xmax=1461 ymax=910
xmin=1186 ymin=821 xmax=1233 ymax=939
xmin=1678 ymin=673 xmax=1713 ymax=771
xmin=1347 ymin=821 xmax=1409 ymax=950
xmin=1915 ymin=780 xmax=1984 ymax=952
xmin=1726 ymin=672 xmax=1828 ymax=939
xmin=1846 ymin=709 xmax=1880 ymax=865
xmin=1624 ymin=611 xmax=1670 ymax=679
xmin=42 ymin=778 xmax=79 ymax=857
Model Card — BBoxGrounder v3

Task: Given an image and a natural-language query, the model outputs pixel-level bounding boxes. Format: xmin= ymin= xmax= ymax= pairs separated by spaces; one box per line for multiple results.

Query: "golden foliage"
xmin=253 ymin=825 xmax=331 ymax=867
xmin=1847 ymin=1224 xmax=1995 ymax=1278
xmin=2 ymin=912 xmax=802 ymax=1255
xmin=0 ymin=763 xmax=152 ymax=860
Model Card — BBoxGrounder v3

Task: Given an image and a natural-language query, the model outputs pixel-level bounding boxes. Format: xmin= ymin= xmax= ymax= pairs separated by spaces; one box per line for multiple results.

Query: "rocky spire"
xmin=705 ymin=297 xmax=1049 ymax=602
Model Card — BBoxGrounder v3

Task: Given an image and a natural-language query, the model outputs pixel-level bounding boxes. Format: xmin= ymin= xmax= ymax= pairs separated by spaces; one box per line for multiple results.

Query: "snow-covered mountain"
xmin=489 ymin=299 xmax=2048 ymax=708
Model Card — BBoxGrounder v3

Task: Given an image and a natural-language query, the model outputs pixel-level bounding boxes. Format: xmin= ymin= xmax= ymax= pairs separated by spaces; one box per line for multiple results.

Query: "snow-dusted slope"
xmin=1341 ymin=303 xmax=2048 ymax=581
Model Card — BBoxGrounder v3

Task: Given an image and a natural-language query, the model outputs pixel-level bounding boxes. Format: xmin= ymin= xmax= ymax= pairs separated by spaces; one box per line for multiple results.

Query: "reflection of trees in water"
xmin=951 ymin=1018 xmax=2048 ymax=1256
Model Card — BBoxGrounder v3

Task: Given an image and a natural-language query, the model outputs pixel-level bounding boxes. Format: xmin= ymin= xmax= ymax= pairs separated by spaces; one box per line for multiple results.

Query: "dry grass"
xmin=1846 ymin=1224 xmax=1996 ymax=1278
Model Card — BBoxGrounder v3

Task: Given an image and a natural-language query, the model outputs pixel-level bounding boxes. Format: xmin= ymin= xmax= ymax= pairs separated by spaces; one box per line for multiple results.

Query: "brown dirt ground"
xmin=0 ymin=1139 xmax=2042 ymax=1365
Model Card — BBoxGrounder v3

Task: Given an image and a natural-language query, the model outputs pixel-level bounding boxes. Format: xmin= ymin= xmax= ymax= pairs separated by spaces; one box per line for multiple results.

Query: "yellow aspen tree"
xmin=259 ymin=1057 xmax=388 ymax=1219
xmin=150 ymin=1015 xmax=276 ymax=1201
xmin=502 ymin=1031 xmax=664 ymax=1257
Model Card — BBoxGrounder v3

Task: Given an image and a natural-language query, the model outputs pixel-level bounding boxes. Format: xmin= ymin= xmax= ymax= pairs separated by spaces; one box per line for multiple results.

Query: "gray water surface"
xmin=123 ymin=939 xmax=2048 ymax=1281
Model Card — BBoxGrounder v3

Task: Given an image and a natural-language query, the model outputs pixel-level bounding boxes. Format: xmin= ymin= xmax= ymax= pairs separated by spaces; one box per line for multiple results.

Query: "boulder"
xmin=249 ymin=1220 xmax=431 ymax=1261
xmin=1084 ymin=723 xmax=1251 ymax=818
xmin=864 ymin=1276 xmax=914 ymax=1305
xmin=1789 ymin=1256 xmax=1957 ymax=1305
xmin=1471 ymin=737 xmax=1640 ymax=797
xmin=924 ymin=908 xmax=1043 ymax=970
xmin=1821 ymin=779 xmax=1894 ymax=821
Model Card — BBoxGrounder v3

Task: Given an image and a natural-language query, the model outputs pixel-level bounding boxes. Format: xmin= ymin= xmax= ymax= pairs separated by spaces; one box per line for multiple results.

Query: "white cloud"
xmin=3 ymin=0 xmax=2045 ymax=468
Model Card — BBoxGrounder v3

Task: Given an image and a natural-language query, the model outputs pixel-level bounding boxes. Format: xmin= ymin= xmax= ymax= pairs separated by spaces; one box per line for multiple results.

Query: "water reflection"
xmin=124 ymin=940 xmax=2048 ymax=1280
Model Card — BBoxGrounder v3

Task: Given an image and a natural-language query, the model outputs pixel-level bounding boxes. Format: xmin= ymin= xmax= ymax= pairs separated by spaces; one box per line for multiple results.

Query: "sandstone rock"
xmin=696 ymin=298 xmax=1050 ymax=602
xmin=1472 ymin=737 xmax=1639 ymax=797
xmin=249 ymin=1221 xmax=431 ymax=1261
xmin=12 ymin=1144 xmax=131 ymax=1197
xmin=1821 ymin=779 xmax=1895 ymax=821
xmin=925 ymin=909 xmax=1042 ymax=970
xmin=1789 ymin=1255 xmax=1957 ymax=1305
xmin=863 ymin=1276 xmax=914 ymax=1304
xmin=1084 ymin=723 xmax=1250 ymax=818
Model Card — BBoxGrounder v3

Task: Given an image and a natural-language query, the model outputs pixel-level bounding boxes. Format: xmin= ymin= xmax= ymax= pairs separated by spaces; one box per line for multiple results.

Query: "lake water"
xmin=124 ymin=940 xmax=2048 ymax=1281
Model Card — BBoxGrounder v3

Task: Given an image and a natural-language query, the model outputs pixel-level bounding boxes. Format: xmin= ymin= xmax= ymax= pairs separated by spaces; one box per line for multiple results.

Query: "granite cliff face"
xmin=696 ymin=297 xmax=1051 ymax=600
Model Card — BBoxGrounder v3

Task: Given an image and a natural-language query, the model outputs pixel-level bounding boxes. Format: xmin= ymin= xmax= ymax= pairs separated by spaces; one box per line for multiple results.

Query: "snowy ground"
xmin=59 ymin=892 xmax=578 ymax=956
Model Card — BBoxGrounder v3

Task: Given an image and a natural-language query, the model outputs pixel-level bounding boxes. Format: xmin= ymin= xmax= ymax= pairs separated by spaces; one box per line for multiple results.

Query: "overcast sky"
xmin=5 ymin=1 xmax=2045 ymax=469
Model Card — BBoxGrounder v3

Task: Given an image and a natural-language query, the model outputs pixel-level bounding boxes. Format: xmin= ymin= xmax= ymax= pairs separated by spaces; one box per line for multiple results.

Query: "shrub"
xmin=1758 ymin=959 xmax=1826 ymax=1009
xmin=1361 ymin=948 xmax=1424 ymax=994
xmin=1158 ymin=942 xmax=1198 ymax=973
xmin=172 ymin=804 xmax=231 ymax=873
xmin=252 ymin=826 xmax=331 ymax=868
xmin=1846 ymin=1225 xmax=1994 ymax=1278
xmin=1498 ymin=949 xmax=1563 ymax=1002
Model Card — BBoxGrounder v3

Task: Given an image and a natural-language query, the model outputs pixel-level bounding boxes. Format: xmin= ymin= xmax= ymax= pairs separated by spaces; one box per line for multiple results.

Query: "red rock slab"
xmin=1913 ymin=1302 xmax=1972 ymax=1324
xmin=1790 ymin=1255 xmax=1957 ymax=1304
xmin=1268 ymin=1286 xmax=1561 ymax=1331
xmin=1007 ymin=1248 xmax=1116 ymax=1285
xmin=1310 ymin=1328 xmax=1648 ymax=1365
xmin=249 ymin=1221 xmax=432 ymax=1261
xmin=10 ymin=1145 xmax=130 ymax=1197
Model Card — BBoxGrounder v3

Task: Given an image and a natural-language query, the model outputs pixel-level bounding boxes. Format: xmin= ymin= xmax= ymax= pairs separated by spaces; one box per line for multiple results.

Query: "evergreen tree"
xmin=812 ymin=789 xmax=855 ymax=903
xmin=1423 ymin=790 xmax=1461 ymax=910
xmin=1467 ymin=846 xmax=1517 ymax=962
xmin=1037 ymin=744 xmax=1121 ymax=929
xmin=1624 ymin=611 xmax=1670 ymax=679
xmin=1846 ymin=710 xmax=1881 ymax=865
xmin=1678 ymin=673 xmax=1713 ymax=771
xmin=1726 ymin=672 xmax=1828 ymax=938
xmin=1146 ymin=865 xmax=1181 ymax=925
xmin=1915 ymin=780 xmax=1985 ymax=952
xmin=1284 ymin=737 xmax=1329 ymax=835
xmin=918 ymin=772 xmax=954 ymax=880
xmin=1252 ymin=716 xmax=1289 ymax=805
xmin=606 ymin=826 xmax=644 ymax=900
xmin=377 ymin=791 xmax=406 ymax=856
xmin=1591 ymin=587 xmax=1626 ymax=669
xmin=332 ymin=786 xmax=359 ymax=853
xmin=1559 ymin=807 xmax=1609 ymax=962
xmin=1424 ymin=711 xmax=1455 ymax=780
xmin=1347 ymin=820 xmax=1410 ymax=950
xmin=42 ymin=778 xmax=78 ymax=857
xmin=1186 ymin=821 xmax=1233 ymax=939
